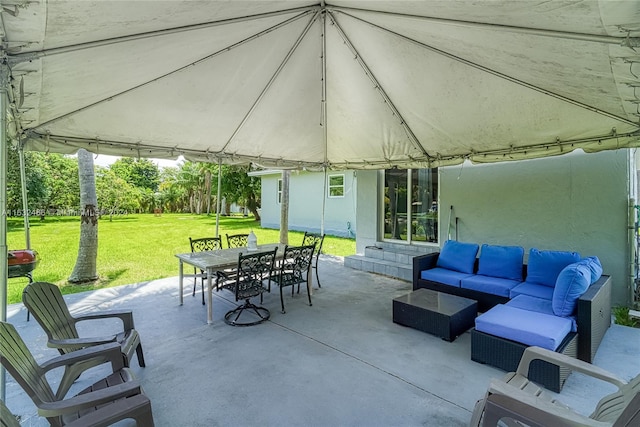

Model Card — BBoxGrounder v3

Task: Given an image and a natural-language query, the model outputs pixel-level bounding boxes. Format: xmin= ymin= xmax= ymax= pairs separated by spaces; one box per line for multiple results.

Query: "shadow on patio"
xmin=4 ymin=256 xmax=640 ymax=426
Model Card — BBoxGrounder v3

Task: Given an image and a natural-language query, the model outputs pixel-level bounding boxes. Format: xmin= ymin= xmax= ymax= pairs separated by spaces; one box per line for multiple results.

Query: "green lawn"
xmin=7 ymin=213 xmax=356 ymax=304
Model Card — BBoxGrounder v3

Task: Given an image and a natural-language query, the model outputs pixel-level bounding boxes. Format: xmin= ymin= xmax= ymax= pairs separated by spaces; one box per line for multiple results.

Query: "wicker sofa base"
xmin=471 ymin=329 xmax=578 ymax=393
xmin=413 ymin=252 xmax=612 ymax=363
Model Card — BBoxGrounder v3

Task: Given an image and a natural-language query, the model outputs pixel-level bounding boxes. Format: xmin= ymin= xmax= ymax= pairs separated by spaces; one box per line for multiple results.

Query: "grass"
xmin=7 ymin=213 xmax=356 ymax=304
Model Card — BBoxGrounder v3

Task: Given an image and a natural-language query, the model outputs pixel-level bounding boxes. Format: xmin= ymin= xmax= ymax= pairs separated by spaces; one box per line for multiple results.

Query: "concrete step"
xmin=345 ymin=242 xmax=439 ymax=282
xmin=372 ymin=241 xmax=437 ymax=255
xmin=364 ymin=243 xmax=437 ymax=264
xmin=344 ymin=254 xmax=413 ymax=282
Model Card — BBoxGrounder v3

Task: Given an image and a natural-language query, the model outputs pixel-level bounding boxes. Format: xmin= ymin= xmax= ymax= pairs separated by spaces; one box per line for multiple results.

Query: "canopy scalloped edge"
xmin=19 ymin=128 xmax=640 ymax=171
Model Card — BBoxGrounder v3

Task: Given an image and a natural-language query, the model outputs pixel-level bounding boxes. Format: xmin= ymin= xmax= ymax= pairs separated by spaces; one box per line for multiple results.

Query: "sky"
xmin=91 ymin=154 xmax=183 ymax=168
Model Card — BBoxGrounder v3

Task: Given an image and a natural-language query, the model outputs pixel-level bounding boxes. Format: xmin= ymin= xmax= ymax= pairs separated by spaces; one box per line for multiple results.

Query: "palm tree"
xmin=68 ymin=149 xmax=99 ymax=283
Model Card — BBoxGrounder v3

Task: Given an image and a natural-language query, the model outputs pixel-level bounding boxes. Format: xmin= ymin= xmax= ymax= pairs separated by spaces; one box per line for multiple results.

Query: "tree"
xmin=43 ymin=154 xmax=80 ymax=215
xmin=68 ymin=149 xmax=99 ymax=283
xmin=6 ymin=148 xmax=49 ymax=217
xmin=157 ymin=166 xmax=184 ymax=212
xmin=95 ymin=167 xmax=140 ymax=220
xmin=220 ymin=165 xmax=261 ymax=220
xmin=177 ymin=161 xmax=206 ymax=214
xmin=110 ymin=157 xmax=160 ymax=191
xmin=109 ymin=157 xmax=160 ymax=212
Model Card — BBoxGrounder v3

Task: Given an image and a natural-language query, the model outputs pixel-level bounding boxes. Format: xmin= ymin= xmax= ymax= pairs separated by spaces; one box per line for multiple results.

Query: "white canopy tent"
xmin=2 ymin=0 xmax=640 ymax=398
xmin=4 ymin=0 xmax=640 ymax=168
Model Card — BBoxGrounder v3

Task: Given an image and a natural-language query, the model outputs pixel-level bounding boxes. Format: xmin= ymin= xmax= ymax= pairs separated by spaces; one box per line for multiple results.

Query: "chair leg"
xmin=280 ymin=286 xmax=286 ymax=314
xmin=315 ymin=258 xmax=321 ymax=288
xmin=306 ymin=281 xmax=312 ymax=307
xmin=136 ymin=342 xmax=146 ymax=367
xmin=26 ymin=274 xmax=33 ymax=321
xmin=224 ymin=299 xmax=270 ymax=326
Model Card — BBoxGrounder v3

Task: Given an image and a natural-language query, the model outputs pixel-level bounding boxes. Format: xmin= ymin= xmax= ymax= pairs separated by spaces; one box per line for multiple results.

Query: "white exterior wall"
xmin=438 ymin=150 xmax=631 ymax=306
xmin=355 ymin=170 xmax=379 ymax=254
xmin=353 ymin=149 xmax=633 ymax=306
xmin=259 ymin=171 xmax=357 ymax=238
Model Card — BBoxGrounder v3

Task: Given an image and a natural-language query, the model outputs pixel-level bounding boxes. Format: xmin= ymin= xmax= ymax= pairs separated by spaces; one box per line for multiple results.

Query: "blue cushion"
xmin=475 ymin=305 xmax=573 ymax=351
xmin=510 ymin=282 xmax=554 ymax=300
xmin=581 ymin=256 xmax=603 ymax=283
xmin=552 ymin=262 xmax=591 ymax=317
xmin=436 ymin=240 xmax=479 ymax=274
xmin=477 ymin=244 xmax=524 ymax=281
xmin=460 ymin=275 xmax=521 ymax=297
xmin=526 ymin=248 xmax=581 ymax=287
xmin=507 ymin=295 xmax=577 ymax=332
xmin=420 ymin=268 xmax=473 ymax=287
xmin=507 ymin=295 xmax=554 ymax=315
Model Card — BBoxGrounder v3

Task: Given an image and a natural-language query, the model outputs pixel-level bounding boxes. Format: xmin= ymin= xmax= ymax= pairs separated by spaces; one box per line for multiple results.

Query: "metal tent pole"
xmin=0 ymin=64 xmax=9 ymax=402
xmin=19 ymin=142 xmax=31 ymax=248
xmin=320 ymin=8 xmax=327 ymax=236
xmin=321 ymin=167 xmax=327 ymax=235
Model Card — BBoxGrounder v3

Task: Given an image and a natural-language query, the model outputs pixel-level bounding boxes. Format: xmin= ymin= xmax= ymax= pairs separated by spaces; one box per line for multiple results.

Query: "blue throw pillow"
xmin=581 ymin=256 xmax=603 ymax=284
xmin=526 ymin=248 xmax=581 ymax=287
xmin=552 ymin=262 xmax=591 ymax=317
xmin=477 ymin=244 xmax=524 ymax=281
xmin=436 ymin=240 xmax=479 ymax=274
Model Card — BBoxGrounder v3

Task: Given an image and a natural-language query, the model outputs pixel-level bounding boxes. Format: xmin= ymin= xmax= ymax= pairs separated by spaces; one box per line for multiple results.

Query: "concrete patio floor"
xmin=4 ymin=255 xmax=640 ymax=426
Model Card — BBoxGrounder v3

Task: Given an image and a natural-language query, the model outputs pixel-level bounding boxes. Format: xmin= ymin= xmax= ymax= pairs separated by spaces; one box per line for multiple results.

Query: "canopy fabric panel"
xmin=4 ymin=0 xmax=640 ymax=169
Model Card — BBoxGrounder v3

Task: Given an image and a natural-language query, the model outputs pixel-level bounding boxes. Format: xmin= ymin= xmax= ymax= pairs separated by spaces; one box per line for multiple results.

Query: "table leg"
xmin=307 ymin=267 xmax=313 ymax=296
xmin=207 ymin=268 xmax=214 ymax=325
xmin=179 ymin=260 xmax=184 ymax=305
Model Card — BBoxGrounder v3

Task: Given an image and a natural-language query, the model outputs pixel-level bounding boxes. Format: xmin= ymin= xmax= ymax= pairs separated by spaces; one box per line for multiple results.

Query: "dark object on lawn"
xmin=8 ymin=249 xmax=38 ymax=279
xmin=9 ymin=249 xmax=38 ymax=320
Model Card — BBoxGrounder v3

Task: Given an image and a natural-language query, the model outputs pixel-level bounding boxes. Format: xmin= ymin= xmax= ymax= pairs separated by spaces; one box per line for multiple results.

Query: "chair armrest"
xmin=412 ymin=252 xmax=439 ymax=285
xmin=37 ymin=380 xmax=143 ymax=418
xmin=39 ymin=342 xmax=125 ymax=375
xmin=483 ymin=381 xmax=603 ymax=427
xmin=516 ymin=346 xmax=627 ymax=388
xmin=48 ymin=336 xmax=118 ymax=349
xmin=74 ymin=309 xmax=135 ymax=331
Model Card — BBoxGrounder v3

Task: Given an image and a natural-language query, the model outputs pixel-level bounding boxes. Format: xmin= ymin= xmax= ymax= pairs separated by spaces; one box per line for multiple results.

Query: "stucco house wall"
xmin=353 ymin=149 xmax=635 ymax=306
xmin=257 ymin=170 xmax=357 ymax=238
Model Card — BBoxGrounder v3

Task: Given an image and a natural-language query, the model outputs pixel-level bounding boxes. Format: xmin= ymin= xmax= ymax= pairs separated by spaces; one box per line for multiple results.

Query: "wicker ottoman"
xmin=393 ymin=288 xmax=478 ymax=341
xmin=471 ymin=329 xmax=578 ymax=393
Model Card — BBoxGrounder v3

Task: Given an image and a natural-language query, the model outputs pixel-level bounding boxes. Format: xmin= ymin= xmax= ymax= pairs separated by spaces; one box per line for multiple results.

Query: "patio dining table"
xmin=176 ymin=243 xmax=288 ymax=324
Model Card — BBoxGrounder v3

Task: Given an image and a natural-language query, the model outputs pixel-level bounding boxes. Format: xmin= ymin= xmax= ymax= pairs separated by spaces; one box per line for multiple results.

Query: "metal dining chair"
xmin=272 ymin=244 xmax=316 ymax=314
xmin=302 ymin=232 xmax=325 ymax=288
xmin=226 ymin=233 xmax=249 ymax=248
xmin=216 ymin=248 xmax=277 ymax=326
xmin=189 ymin=237 xmax=223 ymax=304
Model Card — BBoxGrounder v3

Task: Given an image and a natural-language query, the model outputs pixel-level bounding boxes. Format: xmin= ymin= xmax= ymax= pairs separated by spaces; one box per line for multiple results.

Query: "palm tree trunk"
xmin=69 ymin=149 xmax=99 ymax=283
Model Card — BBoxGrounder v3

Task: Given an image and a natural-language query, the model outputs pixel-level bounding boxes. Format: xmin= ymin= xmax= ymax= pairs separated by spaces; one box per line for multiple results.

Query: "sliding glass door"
xmin=383 ymin=168 xmax=438 ymax=244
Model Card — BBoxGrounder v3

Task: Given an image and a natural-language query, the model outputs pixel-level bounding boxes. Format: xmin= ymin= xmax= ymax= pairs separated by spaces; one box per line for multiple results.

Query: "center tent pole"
xmin=320 ymin=8 xmax=327 ymax=236
xmin=215 ymin=158 xmax=222 ymax=238
xmin=321 ymin=167 xmax=327 ymax=235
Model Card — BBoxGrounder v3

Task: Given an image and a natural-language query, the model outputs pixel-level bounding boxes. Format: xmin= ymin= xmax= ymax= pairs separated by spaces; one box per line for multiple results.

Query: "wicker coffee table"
xmin=393 ymin=288 xmax=478 ymax=341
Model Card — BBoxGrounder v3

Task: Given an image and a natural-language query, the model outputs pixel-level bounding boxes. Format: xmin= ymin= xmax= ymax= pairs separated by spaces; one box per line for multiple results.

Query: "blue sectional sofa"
xmin=412 ymin=240 xmax=612 ymax=392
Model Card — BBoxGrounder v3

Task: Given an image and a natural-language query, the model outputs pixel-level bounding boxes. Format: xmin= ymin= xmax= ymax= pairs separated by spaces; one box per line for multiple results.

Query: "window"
xmin=328 ymin=174 xmax=345 ymax=198
xmin=277 ymin=179 xmax=282 ymax=204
